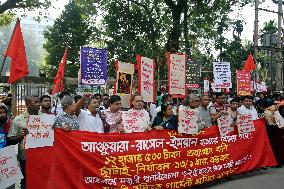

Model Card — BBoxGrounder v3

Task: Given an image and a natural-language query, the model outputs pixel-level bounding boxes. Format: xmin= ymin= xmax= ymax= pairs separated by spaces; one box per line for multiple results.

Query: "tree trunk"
xmin=183 ymin=2 xmax=190 ymax=57
xmin=164 ymin=0 xmax=187 ymax=53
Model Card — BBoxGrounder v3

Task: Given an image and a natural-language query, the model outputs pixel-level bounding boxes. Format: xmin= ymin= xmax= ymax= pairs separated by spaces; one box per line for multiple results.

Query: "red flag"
xmin=243 ymin=53 xmax=256 ymax=72
xmin=52 ymin=48 xmax=68 ymax=94
xmin=4 ymin=19 xmax=29 ymax=84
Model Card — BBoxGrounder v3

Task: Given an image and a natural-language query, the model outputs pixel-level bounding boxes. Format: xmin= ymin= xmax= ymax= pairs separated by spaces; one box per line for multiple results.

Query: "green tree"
xmin=72 ymin=0 xmax=255 ymax=81
xmin=0 ymin=0 xmax=54 ymax=14
xmin=43 ymin=1 xmax=92 ymax=77
xmin=0 ymin=0 xmax=56 ymax=26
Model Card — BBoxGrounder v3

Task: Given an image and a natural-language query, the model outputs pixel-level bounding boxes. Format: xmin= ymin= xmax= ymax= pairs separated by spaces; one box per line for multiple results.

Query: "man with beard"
xmin=7 ymin=95 xmax=41 ymax=189
xmin=40 ymin=95 xmax=52 ymax=114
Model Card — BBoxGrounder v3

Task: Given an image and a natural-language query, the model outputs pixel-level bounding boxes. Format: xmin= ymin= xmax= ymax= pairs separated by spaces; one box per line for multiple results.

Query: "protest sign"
xmin=0 ymin=146 xmax=23 ymax=189
xmin=80 ymin=47 xmax=107 ymax=85
xmin=178 ymin=106 xmax=199 ymax=134
xmin=204 ymin=79 xmax=210 ymax=94
xmin=211 ymin=81 xmax=221 ymax=92
xmin=115 ymin=61 xmax=135 ymax=108
xmin=213 ymin=62 xmax=232 ymax=88
xmin=255 ymin=81 xmax=267 ymax=92
xmin=237 ymin=114 xmax=255 ymax=137
xmin=167 ymin=53 xmax=186 ymax=96
xmin=217 ymin=116 xmax=234 ymax=137
xmin=122 ymin=110 xmax=150 ymax=133
xmin=25 ymin=114 xmax=55 ymax=149
xmin=27 ymin=119 xmax=276 ymax=189
xmin=137 ymin=55 xmax=155 ymax=102
xmin=236 ymin=70 xmax=251 ymax=96
xmin=186 ymin=60 xmax=200 ymax=89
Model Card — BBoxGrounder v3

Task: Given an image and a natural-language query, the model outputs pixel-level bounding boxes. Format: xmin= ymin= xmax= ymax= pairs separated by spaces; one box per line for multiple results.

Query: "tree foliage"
xmin=43 ymin=1 xmax=92 ymax=77
xmin=0 ymin=0 xmax=53 ymax=14
xmin=88 ymin=0 xmax=253 ymax=79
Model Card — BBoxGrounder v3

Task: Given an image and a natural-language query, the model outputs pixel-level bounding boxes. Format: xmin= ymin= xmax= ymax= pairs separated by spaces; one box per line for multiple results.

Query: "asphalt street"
xmin=196 ymin=167 xmax=284 ymax=189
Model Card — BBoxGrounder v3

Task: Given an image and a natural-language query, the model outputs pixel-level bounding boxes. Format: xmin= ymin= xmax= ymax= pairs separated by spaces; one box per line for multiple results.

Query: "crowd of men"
xmin=1 ymin=87 xmax=284 ymax=188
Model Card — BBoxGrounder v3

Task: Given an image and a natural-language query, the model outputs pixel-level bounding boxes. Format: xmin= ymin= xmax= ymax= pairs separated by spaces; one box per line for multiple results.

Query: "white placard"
xmin=213 ymin=62 xmax=232 ymax=88
xmin=0 ymin=146 xmax=23 ymax=189
xmin=217 ymin=116 xmax=234 ymax=137
xmin=140 ymin=56 xmax=155 ymax=102
xmin=25 ymin=114 xmax=55 ymax=149
xmin=178 ymin=106 xmax=199 ymax=134
xmin=122 ymin=110 xmax=149 ymax=133
xmin=211 ymin=81 xmax=221 ymax=92
xmin=204 ymin=79 xmax=210 ymax=93
xmin=168 ymin=54 xmax=186 ymax=95
xmin=237 ymin=114 xmax=255 ymax=135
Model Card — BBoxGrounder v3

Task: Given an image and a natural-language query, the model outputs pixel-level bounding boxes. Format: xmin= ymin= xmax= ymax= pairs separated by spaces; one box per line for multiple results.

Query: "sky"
xmin=27 ymin=0 xmax=280 ymax=43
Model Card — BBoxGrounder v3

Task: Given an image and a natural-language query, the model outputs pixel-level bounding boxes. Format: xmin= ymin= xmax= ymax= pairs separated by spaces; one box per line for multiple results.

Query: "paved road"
xmin=196 ymin=167 xmax=284 ymax=189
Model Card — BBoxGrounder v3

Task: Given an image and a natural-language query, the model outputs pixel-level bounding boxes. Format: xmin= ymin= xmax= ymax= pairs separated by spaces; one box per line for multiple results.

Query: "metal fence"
xmin=16 ymin=83 xmax=48 ymax=115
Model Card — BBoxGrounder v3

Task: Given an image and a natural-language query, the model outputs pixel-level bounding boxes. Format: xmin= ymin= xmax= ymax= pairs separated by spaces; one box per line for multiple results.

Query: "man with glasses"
xmin=209 ymin=92 xmax=229 ymax=124
xmin=186 ymin=94 xmax=200 ymax=109
xmin=183 ymin=94 xmax=207 ymax=132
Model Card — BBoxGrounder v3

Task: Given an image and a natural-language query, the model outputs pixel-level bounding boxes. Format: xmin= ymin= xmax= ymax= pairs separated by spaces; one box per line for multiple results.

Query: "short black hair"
xmin=132 ymin=94 xmax=142 ymax=101
xmin=25 ymin=95 xmax=39 ymax=104
xmin=40 ymin=95 xmax=51 ymax=102
xmin=161 ymin=94 xmax=171 ymax=104
xmin=103 ymin=94 xmax=109 ymax=97
xmin=74 ymin=95 xmax=82 ymax=103
xmin=109 ymin=95 xmax=121 ymax=104
xmin=230 ymin=97 xmax=239 ymax=104
xmin=243 ymin=95 xmax=253 ymax=100
xmin=215 ymin=92 xmax=224 ymax=98
xmin=157 ymin=102 xmax=173 ymax=117
xmin=93 ymin=93 xmax=102 ymax=98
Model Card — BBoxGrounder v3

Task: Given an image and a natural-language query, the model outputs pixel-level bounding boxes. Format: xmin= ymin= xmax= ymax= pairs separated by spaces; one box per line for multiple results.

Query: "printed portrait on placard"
xmin=117 ymin=72 xmax=132 ymax=94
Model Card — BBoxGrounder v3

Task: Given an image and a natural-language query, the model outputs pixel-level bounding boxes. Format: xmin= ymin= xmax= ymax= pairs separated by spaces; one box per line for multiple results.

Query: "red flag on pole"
xmin=243 ymin=53 xmax=256 ymax=72
xmin=4 ymin=19 xmax=29 ymax=84
xmin=52 ymin=48 xmax=68 ymax=94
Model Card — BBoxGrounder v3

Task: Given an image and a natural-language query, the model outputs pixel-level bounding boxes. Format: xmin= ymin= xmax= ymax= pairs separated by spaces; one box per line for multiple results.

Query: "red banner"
xmin=27 ymin=119 xmax=276 ymax=189
xmin=237 ymin=70 xmax=251 ymax=96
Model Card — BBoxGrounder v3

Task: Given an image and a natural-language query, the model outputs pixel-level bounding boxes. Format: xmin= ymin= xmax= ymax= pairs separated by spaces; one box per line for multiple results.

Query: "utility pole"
xmin=253 ymin=0 xmax=259 ymax=82
xmin=276 ymin=0 xmax=283 ymax=90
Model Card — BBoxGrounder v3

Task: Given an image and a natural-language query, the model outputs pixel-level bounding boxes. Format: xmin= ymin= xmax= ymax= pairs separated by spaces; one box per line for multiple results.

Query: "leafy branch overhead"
xmin=0 ymin=0 xmax=54 ymax=14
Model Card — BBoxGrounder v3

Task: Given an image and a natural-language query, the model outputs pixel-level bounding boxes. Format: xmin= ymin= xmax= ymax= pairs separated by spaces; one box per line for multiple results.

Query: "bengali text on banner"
xmin=26 ymin=119 xmax=276 ymax=189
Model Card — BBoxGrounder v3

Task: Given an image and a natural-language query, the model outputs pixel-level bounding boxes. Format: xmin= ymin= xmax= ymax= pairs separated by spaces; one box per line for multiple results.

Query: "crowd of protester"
xmin=1 ymin=87 xmax=284 ymax=188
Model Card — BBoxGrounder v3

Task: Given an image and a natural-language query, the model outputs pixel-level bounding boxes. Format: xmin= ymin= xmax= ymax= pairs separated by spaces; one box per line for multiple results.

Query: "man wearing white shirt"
xmin=131 ymin=94 xmax=151 ymax=130
xmin=75 ymin=93 xmax=104 ymax=133
xmin=237 ymin=95 xmax=258 ymax=120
